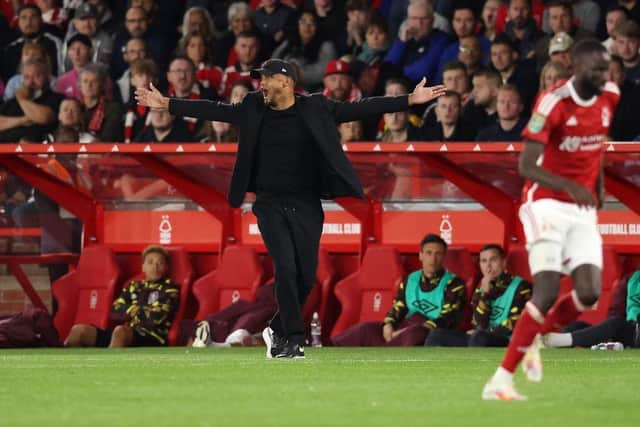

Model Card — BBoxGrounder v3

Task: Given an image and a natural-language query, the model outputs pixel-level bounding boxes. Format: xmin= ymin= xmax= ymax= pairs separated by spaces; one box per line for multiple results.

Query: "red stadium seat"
xmin=52 ymin=245 xmax=121 ymax=341
xmin=302 ymin=248 xmax=337 ymax=345
xmin=506 ymin=244 xmax=533 ymax=283
xmin=331 ymin=246 xmax=404 ymax=338
xmin=123 ymin=247 xmax=194 ymax=346
xmin=557 ymin=246 xmax=622 ymax=325
xmin=192 ymin=245 xmax=263 ymax=320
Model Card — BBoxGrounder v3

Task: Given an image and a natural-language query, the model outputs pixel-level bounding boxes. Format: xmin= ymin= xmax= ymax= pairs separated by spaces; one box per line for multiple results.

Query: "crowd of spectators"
xmin=1 ymin=0 xmax=640 ymax=145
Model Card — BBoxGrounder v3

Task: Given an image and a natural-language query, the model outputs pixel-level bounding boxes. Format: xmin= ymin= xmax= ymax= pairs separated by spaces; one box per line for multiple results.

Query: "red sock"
xmin=540 ymin=291 xmax=587 ymax=334
xmin=500 ymin=302 xmax=545 ymax=373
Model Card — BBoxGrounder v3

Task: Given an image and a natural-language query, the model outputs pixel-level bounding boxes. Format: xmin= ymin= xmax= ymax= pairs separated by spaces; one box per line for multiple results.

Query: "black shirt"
xmin=476 ymin=116 xmax=528 ymax=142
xmin=420 ymin=120 xmax=477 ymax=142
xmin=254 ymin=104 xmax=320 ymax=195
xmin=133 ymin=120 xmax=196 ymax=143
xmin=0 ymin=88 xmax=63 ymax=142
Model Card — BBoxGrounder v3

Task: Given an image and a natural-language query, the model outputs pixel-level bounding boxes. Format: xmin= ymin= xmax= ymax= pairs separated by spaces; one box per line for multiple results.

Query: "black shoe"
xmin=262 ymin=327 xmax=286 ymax=358
xmin=274 ymin=341 xmax=305 ymax=359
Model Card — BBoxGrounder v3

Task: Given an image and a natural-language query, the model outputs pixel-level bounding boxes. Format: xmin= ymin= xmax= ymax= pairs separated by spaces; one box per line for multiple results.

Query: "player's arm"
xmin=383 ymin=281 xmax=408 ymax=341
xmin=135 ymin=82 xmax=241 ymax=123
xmin=519 ymin=140 xmax=596 ymax=207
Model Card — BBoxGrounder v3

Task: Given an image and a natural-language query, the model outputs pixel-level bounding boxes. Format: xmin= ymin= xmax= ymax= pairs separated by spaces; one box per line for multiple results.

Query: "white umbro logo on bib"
xmin=566 ymin=116 xmax=578 ymax=126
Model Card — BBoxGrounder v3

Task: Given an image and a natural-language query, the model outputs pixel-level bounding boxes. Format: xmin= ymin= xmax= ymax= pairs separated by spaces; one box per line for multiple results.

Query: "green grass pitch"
xmin=0 ymin=347 xmax=639 ymax=427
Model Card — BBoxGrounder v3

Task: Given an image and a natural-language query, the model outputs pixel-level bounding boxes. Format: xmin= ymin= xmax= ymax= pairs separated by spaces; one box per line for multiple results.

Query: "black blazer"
xmin=169 ymin=92 xmax=410 ymax=207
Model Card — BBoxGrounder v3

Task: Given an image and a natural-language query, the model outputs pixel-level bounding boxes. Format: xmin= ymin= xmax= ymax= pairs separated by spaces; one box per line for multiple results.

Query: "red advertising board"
xmin=103 ymin=211 xmax=222 ymax=251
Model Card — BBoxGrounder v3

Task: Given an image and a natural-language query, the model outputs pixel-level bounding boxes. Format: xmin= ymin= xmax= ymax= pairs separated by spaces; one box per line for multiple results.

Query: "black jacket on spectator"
xmin=476 ymin=116 xmax=528 ymax=142
xmin=504 ymin=63 xmax=538 ymax=111
xmin=462 ymin=102 xmax=497 ymax=134
xmin=0 ymin=88 xmax=63 ymax=142
xmin=133 ymin=120 xmax=196 ymax=143
xmin=503 ymin=19 xmax=542 ymax=62
xmin=303 ymin=0 xmax=348 ymax=55
xmin=611 ymin=80 xmax=640 ymax=142
xmin=169 ymin=91 xmax=410 ymax=207
xmin=420 ymin=120 xmax=477 ymax=142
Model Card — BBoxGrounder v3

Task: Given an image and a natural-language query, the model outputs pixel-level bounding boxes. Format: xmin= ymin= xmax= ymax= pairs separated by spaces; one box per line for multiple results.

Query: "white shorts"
xmin=519 ymin=199 xmax=602 ymax=275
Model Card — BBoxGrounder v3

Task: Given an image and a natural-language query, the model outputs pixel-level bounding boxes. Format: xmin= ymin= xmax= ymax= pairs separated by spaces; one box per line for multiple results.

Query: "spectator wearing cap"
xmin=437 ymin=5 xmax=491 ymax=83
xmin=614 ymin=20 xmax=640 ymax=85
xmin=534 ymin=1 xmax=593 ymax=71
xmin=110 ymin=6 xmax=169 ymax=81
xmin=2 ymin=4 xmax=63 ymax=81
xmin=54 ymin=34 xmax=94 ymax=101
xmin=272 ymin=10 xmax=337 ymax=92
xmin=548 ymin=32 xmax=574 ymax=73
xmin=384 ymin=1 xmax=449 ymax=84
xmin=62 ymin=2 xmax=113 ymax=72
xmin=502 ymin=0 xmax=543 ymax=62
xmin=220 ymin=31 xmax=262 ymax=99
xmin=476 ymin=84 xmax=527 ymax=142
xmin=322 ymin=59 xmax=362 ymax=102
xmin=490 ymin=35 xmax=538 ymax=110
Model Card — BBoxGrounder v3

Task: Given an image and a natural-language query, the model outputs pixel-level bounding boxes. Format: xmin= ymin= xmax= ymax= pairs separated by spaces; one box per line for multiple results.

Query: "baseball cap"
xmin=324 ymin=59 xmax=350 ymax=77
xmin=250 ymin=59 xmax=297 ymax=83
xmin=67 ymin=33 xmax=92 ymax=49
xmin=75 ymin=3 xmax=98 ymax=20
xmin=549 ymin=32 xmax=574 ymax=55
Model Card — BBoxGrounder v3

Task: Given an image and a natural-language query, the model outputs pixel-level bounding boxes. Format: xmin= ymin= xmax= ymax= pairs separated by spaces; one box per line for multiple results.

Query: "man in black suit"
xmin=135 ymin=59 xmax=446 ymax=358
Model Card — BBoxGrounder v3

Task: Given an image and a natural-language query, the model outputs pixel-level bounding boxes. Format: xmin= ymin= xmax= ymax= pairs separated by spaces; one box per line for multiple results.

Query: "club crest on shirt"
xmin=528 ymin=113 xmax=545 ymax=133
xmin=601 ymin=107 xmax=610 ymax=127
xmin=147 ymin=291 xmax=159 ymax=304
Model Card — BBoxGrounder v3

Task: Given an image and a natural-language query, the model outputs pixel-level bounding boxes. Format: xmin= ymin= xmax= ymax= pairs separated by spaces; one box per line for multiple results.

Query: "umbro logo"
xmin=631 ymin=295 xmax=640 ymax=305
xmin=566 ymin=116 xmax=578 ymax=126
xmin=412 ymin=299 xmax=438 ymax=313
xmin=490 ymin=307 xmax=505 ymax=322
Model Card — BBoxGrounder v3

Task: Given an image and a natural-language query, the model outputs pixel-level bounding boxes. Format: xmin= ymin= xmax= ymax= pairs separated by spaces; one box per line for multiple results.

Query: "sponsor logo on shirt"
xmin=528 ymin=113 xmax=546 ymax=133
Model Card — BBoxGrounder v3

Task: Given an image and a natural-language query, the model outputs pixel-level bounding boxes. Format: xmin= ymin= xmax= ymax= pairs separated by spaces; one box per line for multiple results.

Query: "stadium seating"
xmin=192 ymin=245 xmax=264 ymax=320
xmin=331 ymin=246 xmax=404 ymax=337
xmin=122 ymin=247 xmax=194 ymax=345
xmin=52 ymin=245 xmax=121 ymax=341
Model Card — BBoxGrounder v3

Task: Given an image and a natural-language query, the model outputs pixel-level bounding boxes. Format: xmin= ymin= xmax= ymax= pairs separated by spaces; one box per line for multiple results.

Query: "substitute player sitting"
xmin=65 ymin=245 xmax=180 ymax=348
xmin=483 ymin=39 xmax=620 ymax=400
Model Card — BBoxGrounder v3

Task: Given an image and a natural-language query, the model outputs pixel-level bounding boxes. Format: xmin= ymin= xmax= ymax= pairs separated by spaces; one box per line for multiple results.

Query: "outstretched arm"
xmin=135 ymin=83 xmax=241 ymax=124
xmin=332 ymin=77 xmax=446 ymax=123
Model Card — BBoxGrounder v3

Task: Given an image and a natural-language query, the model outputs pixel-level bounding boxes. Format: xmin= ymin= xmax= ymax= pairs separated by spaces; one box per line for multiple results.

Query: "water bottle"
xmin=310 ymin=312 xmax=322 ymax=347
xmin=590 ymin=342 xmax=624 ymax=351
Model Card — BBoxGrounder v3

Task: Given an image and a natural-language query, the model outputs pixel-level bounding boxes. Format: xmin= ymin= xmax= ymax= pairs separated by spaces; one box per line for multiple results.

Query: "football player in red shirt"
xmin=482 ymin=39 xmax=620 ymax=401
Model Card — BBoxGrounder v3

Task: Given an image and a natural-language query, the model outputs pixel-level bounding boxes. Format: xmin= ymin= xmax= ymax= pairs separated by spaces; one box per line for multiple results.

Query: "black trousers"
xmin=252 ymin=193 xmax=323 ymax=346
xmin=569 ymin=316 xmax=638 ymax=348
xmin=424 ymin=328 xmax=510 ymax=347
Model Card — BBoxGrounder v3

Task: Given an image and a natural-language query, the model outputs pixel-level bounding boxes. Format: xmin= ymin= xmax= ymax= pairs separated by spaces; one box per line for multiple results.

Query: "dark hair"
xmin=615 ymin=20 xmax=640 ymax=39
xmin=420 ymin=233 xmax=447 ymax=251
xmin=443 ymin=60 xmax=467 ymax=74
xmin=229 ymin=79 xmax=255 ymax=94
xmin=492 ymin=34 xmax=516 ymax=51
xmin=509 ymin=0 xmax=531 ymax=6
xmin=547 ymin=0 xmax=573 ymax=15
xmin=18 ymin=4 xmax=41 ymax=16
xmin=366 ymin=12 xmax=388 ymax=35
xmin=142 ymin=245 xmax=169 ymax=263
xmin=169 ymin=55 xmax=196 ymax=73
xmin=452 ymin=4 xmax=476 ymax=20
xmin=607 ymin=5 xmax=631 ymax=20
xmin=346 ymin=0 xmax=371 ymax=12
xmin=384 ymin=76 xmax=411 ymax=93
xmin=236 ymin=30 xmax=261 ymax=41
xmin=610 ymin=54 xmax=624 ymax=69
xmin=571 ymin=38 xmax=607 ymax=61
xmin=480 ymin=244 xmax=506 ymax=258
xmin=472 ymin=68 xmax=502 ymax=87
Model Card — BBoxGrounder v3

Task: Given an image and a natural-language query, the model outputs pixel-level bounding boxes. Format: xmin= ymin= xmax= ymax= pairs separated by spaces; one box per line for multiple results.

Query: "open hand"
xmin=408 ymin=77 xmax=447 ymax=105
xmin=135 ymin=82 xmax=169 ymax=110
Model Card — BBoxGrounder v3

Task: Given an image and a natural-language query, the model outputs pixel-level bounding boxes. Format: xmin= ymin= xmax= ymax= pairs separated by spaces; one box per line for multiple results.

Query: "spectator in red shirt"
xmin=220 ymin=31 xmax=262 ymax=99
